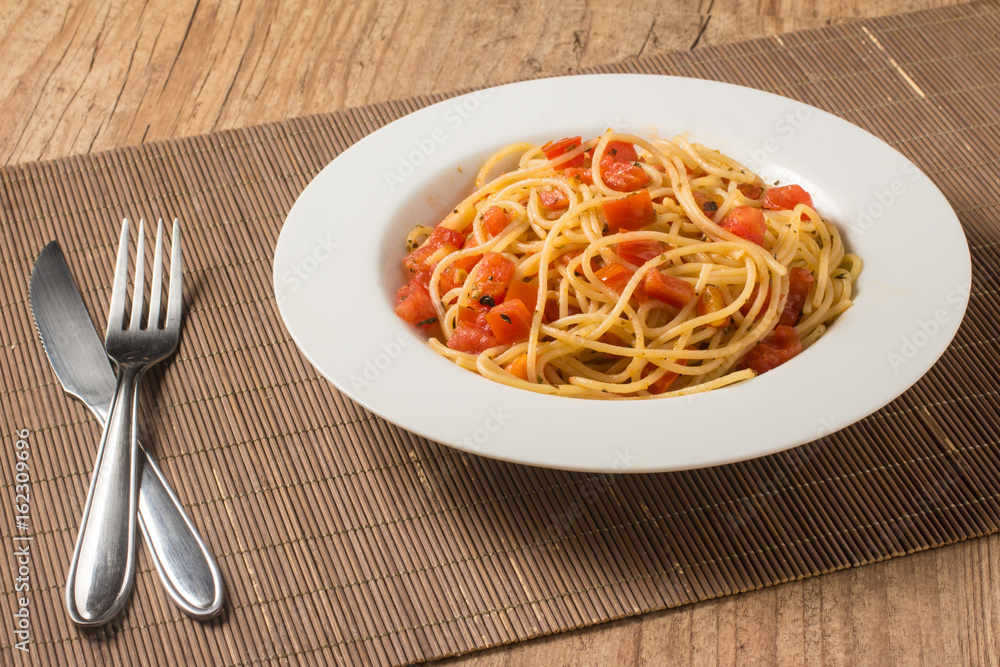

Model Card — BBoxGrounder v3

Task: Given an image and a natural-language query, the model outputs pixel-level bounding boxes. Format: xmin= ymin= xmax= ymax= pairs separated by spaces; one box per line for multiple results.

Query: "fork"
xmin=66 ymin=219 xmax=182 ymax=626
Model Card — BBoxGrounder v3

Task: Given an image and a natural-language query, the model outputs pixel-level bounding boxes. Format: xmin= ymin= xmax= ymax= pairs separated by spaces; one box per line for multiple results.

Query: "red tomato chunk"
xmin=471 ymin=252 xmax=515 ymax=303
xmin=719 ymin=206 xmax=767 ymax=246
xmin=486 ymin=299 xmax=533 ymax=344
xmin=447 ymin=323 xmax=498 ymax=354
xmin=599 ymin=155 xmax=649 ymax=192
xmin=740 ymin=283 xmax=772 ymax=318
xmin=616 ymin=239 xmax=666 ymax=266
xmin=541 ymin=136 xmax=585 ymax=167
xmin=394 ymin=279 xmax=437 ymax=328
xmin=602 ymin=190 xmax=656 ymax=232
xmin=505 ymin=280 xmax=540 ymax=313
xmin=605 ymin=140 xmax=638 ymax=163
xmin=455 ymin=302 xmax=489 ymax=328
xmin=779 ymin=267 xmax=815 ymax=326
xmin=595 ymin=262 xmax=635 ymax=296
xmin=643 ymin=270 xmax=695 ymax=309
xmin=539 ymin=189 xmax=570 ymax=210
xmin=481 ymin=205 xmax=510 ymax=237
xmin=763 ymin=184 xmax=813 ymax=211
xmin=426 ymin=225 xmax=465 ymax=248
xmin=643 ymin=356 xmax=688 ymax=394
xmin=402 ymin=224 xmax=464 ymax=275
xmin=743 ymin=324 xmax=802 ymax=374
xmin=564 ymin=167 xmax=593 ymax=184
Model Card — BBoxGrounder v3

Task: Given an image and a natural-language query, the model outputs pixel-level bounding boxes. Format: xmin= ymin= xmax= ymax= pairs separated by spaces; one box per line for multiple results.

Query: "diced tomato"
xmin=602 ymin=190 xmax=656 ymax=232
xmin=539 ymin=188 xmax=570 ymax=210
xmin=693 ymin=191 xmax=721 ymax=217
xmin=564 ymin=167 xmax=593 ymax=184
xmin=743 ymin=324 xmax=802 ymax=374
xmin=541 ymin=136 xmax=585 ymax=167
xmin=738 ymin=183 xmax=763 ymax=199
xmin=542 ymin=299 xmax=581 ymax=323
xmin=605 ymin=140 xmax=639 ymax=163
xmin=779 ymin=266 xmax=815 ymax=326
xmin=599 ymin=155 xmax=649 ymax=192
xmin=394 ymin=279 xmax=438 ymax=328
xmin=462 ymin=230 xmax=481 ymax=249
xmin=402 ymin=243 xmax=438 ymax=275
xmin=616 ymin=239 xmax=666 ymax=266
xmin=643 ymin=270 xmax=694 ymax=309
xmin=719 ymin=206 xmax=767 ymax=246
xmin=403 ymin=224 xmax=465 ymax=275
xmin=595 ymin=262 xmax=635 ymax=296
xmin=456 ymin=302 xmax=489 ymax=327
xmin=642 ymin=356 xmax=689 ymax=394
xmin=451 ymin=252 xmax=481 ymax=273
xmin=505 ymin=353 xmax=530 ymax=381
xmin=763 ymin=184 xmax=813 ymax=211
xmin=598 ymin=331 xmax=625 ymax=347
xmin=543 ymin=299 xmax=560 ymax=322
xmin=426 ymin=225 xmax=465 ymax=249
xmin=481 ymin=205 xmax=510 ymax=237
xmin=447 ymin=323 xmax=498 ymax=354
xmin=486 ymin=299 xmax=533 ymax=344
xmin=554 ymin=248 xmax=598 ymax=275
xmin=505 ymin=280 xmax=540 ymax=313
xmin=739 ymin=283 xmax=773 ymax=318
xmin=698 ymin=286 xmax=730 ymax=328
xmin=470 ymin=252 xmax=515 ymax=303
xmin=438 ymin=264 xmax=468 ymax=292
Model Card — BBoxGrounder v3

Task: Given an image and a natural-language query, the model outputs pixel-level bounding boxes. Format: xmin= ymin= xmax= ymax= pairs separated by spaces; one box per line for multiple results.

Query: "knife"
xmin=29 ymin=241 xmax=224 ymax=620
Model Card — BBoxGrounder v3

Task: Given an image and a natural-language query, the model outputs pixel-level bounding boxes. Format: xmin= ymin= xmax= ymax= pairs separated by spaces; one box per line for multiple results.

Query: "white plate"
xmin=273 ymin=74 xmax=971 ymax=473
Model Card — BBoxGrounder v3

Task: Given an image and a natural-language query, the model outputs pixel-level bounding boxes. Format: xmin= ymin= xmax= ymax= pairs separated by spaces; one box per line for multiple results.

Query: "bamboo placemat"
xmin=3 ymin=2 xmax=1000 ymax=664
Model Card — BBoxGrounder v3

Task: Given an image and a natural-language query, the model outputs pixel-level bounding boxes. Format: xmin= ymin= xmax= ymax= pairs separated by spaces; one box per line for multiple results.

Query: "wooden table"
xmin=4 ymin=1 xmax=994 ymax=664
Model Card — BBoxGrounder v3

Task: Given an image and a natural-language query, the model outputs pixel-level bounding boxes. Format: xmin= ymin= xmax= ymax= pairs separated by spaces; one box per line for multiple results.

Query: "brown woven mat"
xmin=3 ymin=2 xmax=1000 ymax=664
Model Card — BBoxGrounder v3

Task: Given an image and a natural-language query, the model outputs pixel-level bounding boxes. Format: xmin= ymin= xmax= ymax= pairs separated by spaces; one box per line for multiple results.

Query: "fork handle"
xmin=66 ymin=363 xmax=143 ymax=626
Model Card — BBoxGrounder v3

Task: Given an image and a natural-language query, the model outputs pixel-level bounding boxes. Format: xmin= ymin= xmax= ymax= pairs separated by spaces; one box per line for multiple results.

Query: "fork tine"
xmin=165 ymin=219 xmax=183 ymax=329
xmin=148 ymin=220 xmax=165 ymax=329
xmin=107 ymin=219 xmax=131 ymax=334
xmin=129 ymin=219 xmax=146 ymax=330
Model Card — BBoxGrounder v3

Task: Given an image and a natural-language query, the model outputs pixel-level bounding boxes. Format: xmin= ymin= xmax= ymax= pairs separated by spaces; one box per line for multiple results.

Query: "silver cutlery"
xmin=46 ymin=219 xmax=208 ymax=626
xmin=30 ymin=239 xmax=224 ymax=623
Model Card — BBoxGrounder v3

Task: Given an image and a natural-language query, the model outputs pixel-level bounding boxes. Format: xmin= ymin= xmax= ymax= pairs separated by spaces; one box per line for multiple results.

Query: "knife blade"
xmin=30 ymin=241 xmax=223 ymax=619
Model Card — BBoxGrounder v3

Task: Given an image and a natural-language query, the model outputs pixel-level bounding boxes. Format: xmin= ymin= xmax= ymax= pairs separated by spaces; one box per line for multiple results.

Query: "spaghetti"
xmin=393 ymin=131 xmax=861 ymax=399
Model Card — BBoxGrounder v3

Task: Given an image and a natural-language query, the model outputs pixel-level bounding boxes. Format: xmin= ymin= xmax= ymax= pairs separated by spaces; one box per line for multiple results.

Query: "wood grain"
xmin=2 ymin=1 xmax=991 ymax=665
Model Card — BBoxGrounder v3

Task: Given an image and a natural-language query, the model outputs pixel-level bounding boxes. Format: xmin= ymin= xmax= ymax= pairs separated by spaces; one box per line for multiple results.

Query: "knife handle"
xmin=136 ymin=443 xmax=224 ymax=619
